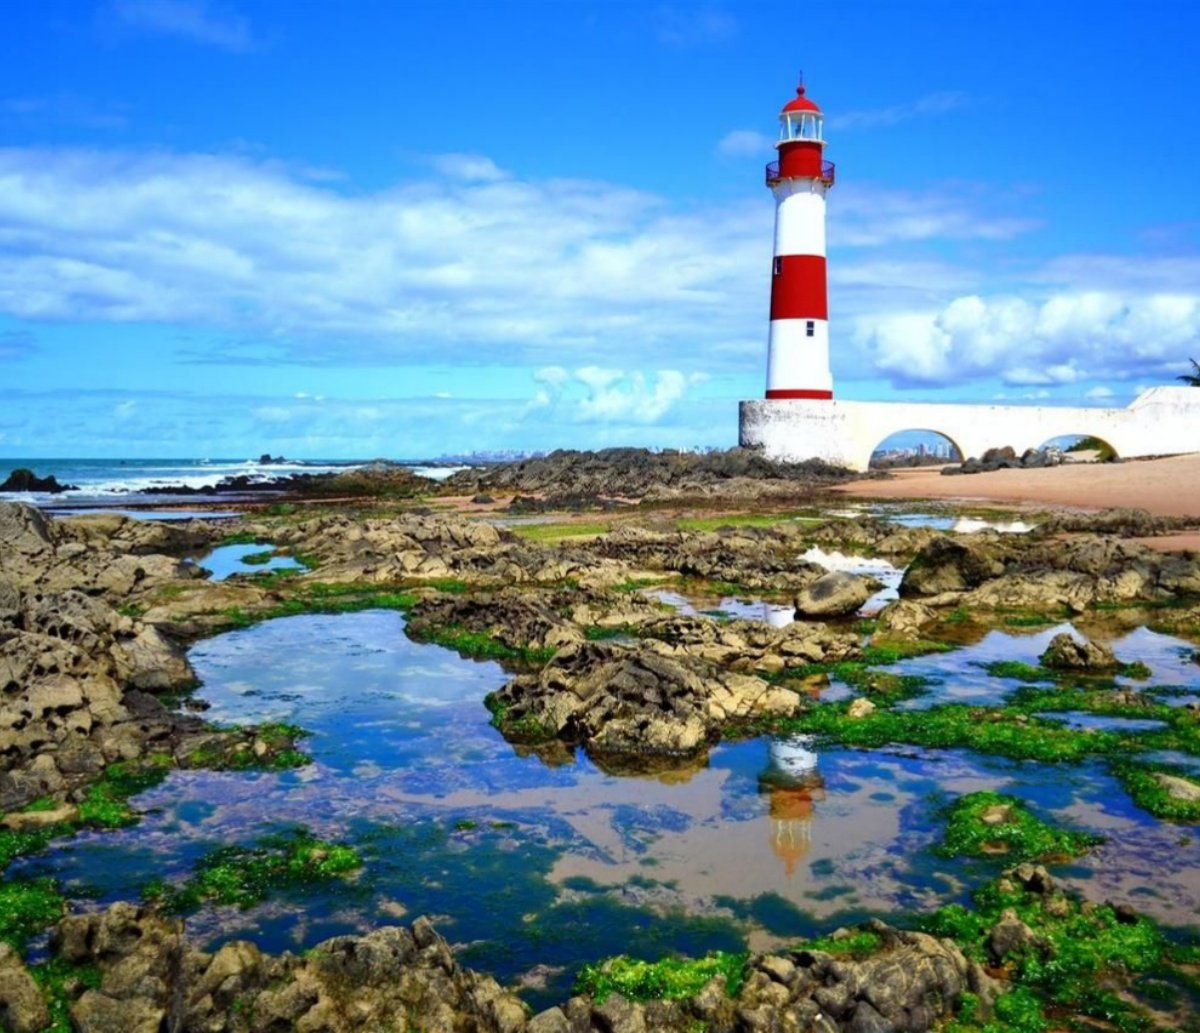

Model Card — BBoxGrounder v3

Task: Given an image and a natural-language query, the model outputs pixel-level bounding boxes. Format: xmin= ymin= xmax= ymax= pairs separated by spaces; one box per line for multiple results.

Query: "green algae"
xmin=936 ymin=791 xmax=1102 ymax=863
xmin=146 ymin=829 xmax=362 ymax=912
xmin=574 ymin=950 xmax=748 ymax=1003
xmin=410 ymin=624 xmax=556 ymax=664
xmin=798 ymin=928 xmax=884 ymax=957
xmin=922 ymin=876 xmax=1181 ymax=1031
xmin=30 ymin=958 xmax=101 ymax=1033
xmin=240 ymin=549 xmax=275 ymax=566
xmin=781 ymin=701 xmax=1132 ymax=764
xmin=984 ymin=660 xmax=1053 ymax=682
xmin=1111 ymin=762 xmax=1200 ymax=823
xmin=184 ymin=721 xmax=311 ymax=772
xmin=0 ymin=878 xmax=66 ymax=949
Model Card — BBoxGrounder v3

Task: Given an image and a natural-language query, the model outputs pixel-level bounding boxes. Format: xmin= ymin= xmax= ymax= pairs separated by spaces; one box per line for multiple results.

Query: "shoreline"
xmin=833 ymin=452 xmax=1200 ymax=519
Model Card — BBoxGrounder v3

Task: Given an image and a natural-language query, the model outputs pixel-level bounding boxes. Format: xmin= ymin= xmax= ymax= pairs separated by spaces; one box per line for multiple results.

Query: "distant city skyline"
xmin=2 ymin=0 xmax=1198 ymax=457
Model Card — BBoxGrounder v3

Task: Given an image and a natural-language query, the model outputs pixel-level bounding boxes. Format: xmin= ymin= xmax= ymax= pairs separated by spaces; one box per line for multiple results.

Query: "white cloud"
xmin=524 ymin=367 xmax=697 ymax=425
xmin=108 ymin=0 xmax=253 ymax=51
xmin=829 ymin=91 xmax=970 ymax=132
xmin=855 ymin=291 xmax=1200 ymax=388
xmin=0 ymin=146 xmax=771 ymax=368
xmin=716 ymin=129 xmax=772 ymax=158
xmin=426 ymin=153 xmax=508 ymax=183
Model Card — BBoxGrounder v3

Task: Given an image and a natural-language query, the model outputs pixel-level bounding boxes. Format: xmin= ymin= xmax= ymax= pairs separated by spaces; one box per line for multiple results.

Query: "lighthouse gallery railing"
xmin=765 ymin=160 xmax=836 ymax=188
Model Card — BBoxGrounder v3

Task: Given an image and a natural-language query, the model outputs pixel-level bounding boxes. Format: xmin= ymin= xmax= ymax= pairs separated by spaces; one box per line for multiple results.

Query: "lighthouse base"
xmin=739 ymin=388 xmax=1200 ymax=472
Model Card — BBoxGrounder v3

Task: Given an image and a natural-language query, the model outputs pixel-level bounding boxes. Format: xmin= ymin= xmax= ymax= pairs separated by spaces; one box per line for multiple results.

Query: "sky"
xmin=2 ymin=0 xmax=1199 ymax=458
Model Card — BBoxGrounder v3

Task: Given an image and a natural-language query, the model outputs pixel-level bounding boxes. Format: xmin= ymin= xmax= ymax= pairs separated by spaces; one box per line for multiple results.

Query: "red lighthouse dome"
xmin=782 ymin=84 xmax=821 ymax=114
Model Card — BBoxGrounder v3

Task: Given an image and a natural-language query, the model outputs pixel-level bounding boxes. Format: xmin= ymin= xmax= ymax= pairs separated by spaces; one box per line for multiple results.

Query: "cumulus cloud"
xmin=0 ymin=146 xmax=771 ymax=367
xmin=854 ymin=291 xmax=1200 ymax=388
xmin=107 ymin=0 xmax=254 ymax=51
xmin=524 ymin=367 xmax=700 ymax=424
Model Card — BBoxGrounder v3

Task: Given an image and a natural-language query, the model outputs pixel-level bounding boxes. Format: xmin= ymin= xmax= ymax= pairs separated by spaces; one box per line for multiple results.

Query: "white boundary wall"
xmin=739 ymin=387 xmax=1200 ymax=472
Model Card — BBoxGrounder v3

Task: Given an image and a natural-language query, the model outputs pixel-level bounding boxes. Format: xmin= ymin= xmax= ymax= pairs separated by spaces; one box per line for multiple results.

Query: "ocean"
xmin=0 ymin=457 xmax=465 ymax=513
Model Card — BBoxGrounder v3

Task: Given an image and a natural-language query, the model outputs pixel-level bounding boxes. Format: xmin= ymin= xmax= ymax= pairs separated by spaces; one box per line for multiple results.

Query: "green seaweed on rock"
xmin=574 ymin=950 xmax=748 ymax=1003
xmin=936 ymin=791 xmax=1103 ymax=863
xmin=145 ymin=828 xmax=362 ymax=913
xmin=0 ymin=878 xmax=66 ymax=949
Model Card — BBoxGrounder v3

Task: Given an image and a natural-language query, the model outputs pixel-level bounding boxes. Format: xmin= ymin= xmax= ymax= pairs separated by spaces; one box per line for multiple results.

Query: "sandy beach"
xmin=834 ymin=452 xmax=1200 ymax=550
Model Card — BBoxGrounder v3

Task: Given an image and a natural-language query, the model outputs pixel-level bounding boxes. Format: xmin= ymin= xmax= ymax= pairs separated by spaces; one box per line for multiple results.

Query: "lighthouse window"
xmin=806 ymin=321 xmax=815 ymax=337
xmin=773 ymin=257 xmax=782 ymax=276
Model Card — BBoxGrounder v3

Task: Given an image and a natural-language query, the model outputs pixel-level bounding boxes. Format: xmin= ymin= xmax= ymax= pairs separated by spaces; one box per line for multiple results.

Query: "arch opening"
xmin=1039 ymin=434 xmax=1120 ymax=463
xmin=868 ymin=429 xmax=963 ymax=470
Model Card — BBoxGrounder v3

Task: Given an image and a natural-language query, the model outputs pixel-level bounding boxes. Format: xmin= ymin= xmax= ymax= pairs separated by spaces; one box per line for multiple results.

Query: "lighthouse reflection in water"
xmin=759 ymin=734 xmax=826 ymax=878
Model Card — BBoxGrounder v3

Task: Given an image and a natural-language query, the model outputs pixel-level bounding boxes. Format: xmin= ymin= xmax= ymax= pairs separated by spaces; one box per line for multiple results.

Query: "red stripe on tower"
xmin=764 ymin=76 xmax=835 ymax=401
xmin=769 ymin=255 xmax=828 ymax=321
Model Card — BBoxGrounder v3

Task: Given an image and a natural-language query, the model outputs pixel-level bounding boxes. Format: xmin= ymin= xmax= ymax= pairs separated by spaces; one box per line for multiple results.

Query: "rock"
xmin=2 ymin=802 xmax=78 ymax=829
xmin=847 ymin=698 xmax=876 ymax=718
xmin=0 ymin=943 xmax=51 ymax=1033
xmin=900 ymin=537 xmax=1005 ymax=597
xmin=490 ymin=640 xmax=800 ymax=763
xmin=795 ymin=571 xmax=875 ymax=617
xmin=986 ymin=908 xmax=1045 ymax=964
xmin=0 ymin=468 xmax=75 ymax=493
xmin=1039 ymin=632 xmax=1118 ymax=671
xmin=1154 ymin=772 xmax=1200 ymax=802
xmin=873 ymin=599 xmax=937 ymax=640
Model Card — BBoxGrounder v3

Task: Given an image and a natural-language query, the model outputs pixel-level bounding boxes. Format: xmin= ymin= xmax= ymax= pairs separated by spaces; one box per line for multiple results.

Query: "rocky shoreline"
xmin=2 ymin=475 xmax=1199 ymax=1031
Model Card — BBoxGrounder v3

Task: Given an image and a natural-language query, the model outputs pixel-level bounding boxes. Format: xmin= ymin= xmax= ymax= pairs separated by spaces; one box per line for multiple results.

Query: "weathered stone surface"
xmin=491 ymin=640 xmax=801 ymax=763
xmin=1154 ymin=772 xmax=1200 ymax=802
xmin=0 ymin=943 xmax=51 ymax=1033
xmin=872 ymin=600 xmax=937 ymax=640
xmin=795 ymin=570 xmax=876 ymax=617
xmin=900 ymin=537 xmax=1005 ymax=597
xmin=1039 ymin=631 xmax=1118 ymax=671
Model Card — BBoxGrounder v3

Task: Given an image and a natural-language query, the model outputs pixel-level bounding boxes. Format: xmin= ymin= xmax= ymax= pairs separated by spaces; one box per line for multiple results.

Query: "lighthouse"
xmin=764 ymin=78 xmax=835 ymax=399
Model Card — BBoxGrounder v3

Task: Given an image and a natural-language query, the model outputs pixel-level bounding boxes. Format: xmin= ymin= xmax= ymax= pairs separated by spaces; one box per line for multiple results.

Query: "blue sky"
xmin=2 ymin=0 xmax=1199 ymax=458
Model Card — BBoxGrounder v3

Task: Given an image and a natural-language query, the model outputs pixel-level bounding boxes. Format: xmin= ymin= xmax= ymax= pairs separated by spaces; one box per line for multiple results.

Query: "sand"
xmin=833 ymin=453 xmax=1200 ymax=551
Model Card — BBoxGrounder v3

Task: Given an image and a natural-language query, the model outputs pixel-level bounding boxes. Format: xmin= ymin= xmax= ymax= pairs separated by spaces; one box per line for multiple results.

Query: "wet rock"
xmin=986 ymin=908 xmax=1045 ymax=964
xmin=1153 ymin=772 xmax=1200 ymax=802
xmin=491 ymin=640 xmax=800 ymax=762
xmin=1039 ymin=632 xmax=1118 ymax=671
xmin=407 ymin=588 xmax=583 ymax=656
xmin=0 ymin=943 xmax=51 ymax=1033
xmin=900 ymin=537 xmax=1005 ymax=597
xmin=0 ymin=468 xmax=75 ymax=493
xmin=847 ymin=698 xmax=876 ymax=719
xmin=795 ymin=571 xmax=876 ymax=618
xmin=872 ymin=599 xmax=938 ymax=640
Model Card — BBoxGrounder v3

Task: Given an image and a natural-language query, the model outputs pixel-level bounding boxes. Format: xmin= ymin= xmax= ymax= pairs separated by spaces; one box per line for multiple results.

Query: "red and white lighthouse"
xmin=764 ymin=78 xmax=835 ymax=400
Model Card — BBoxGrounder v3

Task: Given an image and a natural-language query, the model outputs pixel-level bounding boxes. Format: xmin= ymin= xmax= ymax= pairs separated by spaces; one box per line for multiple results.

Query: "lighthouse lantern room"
xmin=764 ymin=77 xmax=835 ymax=400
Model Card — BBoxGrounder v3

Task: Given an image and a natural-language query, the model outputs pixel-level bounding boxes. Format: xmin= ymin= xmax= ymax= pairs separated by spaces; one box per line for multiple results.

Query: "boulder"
xmin=873 ymin=599 xmax=938 ymax=640
xmin=1039 ymin=632 xmax=1118 ymax=671
xmin=900 ymin=537 xmax=1005 ymax=597
xmin=0 ymin=468 xmax=74 ymax=493
xmin=0 ymin=943 xmax=51 ymax=1033
xmin=794 ymin=571 xmax=876 ymax=618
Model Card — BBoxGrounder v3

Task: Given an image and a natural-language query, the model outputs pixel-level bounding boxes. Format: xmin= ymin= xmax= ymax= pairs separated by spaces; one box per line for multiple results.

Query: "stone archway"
xmin=1039 ymin=433 xmax=1119 ymax=462
xmin=868 ymin=429 xmax=964 ymax=470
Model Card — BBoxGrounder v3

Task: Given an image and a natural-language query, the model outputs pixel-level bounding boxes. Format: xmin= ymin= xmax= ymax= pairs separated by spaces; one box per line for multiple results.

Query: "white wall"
xmin=739 ymin=387 xmax=1200 ymax=472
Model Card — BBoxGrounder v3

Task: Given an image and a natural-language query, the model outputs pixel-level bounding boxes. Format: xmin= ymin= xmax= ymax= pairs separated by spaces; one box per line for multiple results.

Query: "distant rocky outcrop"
xmin=442 ymin=447 xmax=860 ymax=502
xmin=941 ymin=445 xmax=1066 ymax=476
xmin=0 ymin=468 xmax=75 ymax=493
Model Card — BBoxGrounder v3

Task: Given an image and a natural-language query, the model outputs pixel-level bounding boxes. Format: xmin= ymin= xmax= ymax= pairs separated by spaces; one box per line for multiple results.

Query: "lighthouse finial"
xmin=797 ymin=69 xmax=805 ymax=96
